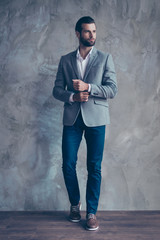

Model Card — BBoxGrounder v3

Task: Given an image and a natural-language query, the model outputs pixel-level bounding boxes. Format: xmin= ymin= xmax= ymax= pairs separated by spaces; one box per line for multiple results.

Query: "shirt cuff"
xmin=88 ymin=84 xmax=91 ymax=92
xmin=69 ymin=93 xmax=74 ymax=102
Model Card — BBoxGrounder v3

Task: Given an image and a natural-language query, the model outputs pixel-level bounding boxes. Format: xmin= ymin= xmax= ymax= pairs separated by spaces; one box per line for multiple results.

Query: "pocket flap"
xmin=94 ymin=99 xmax=109 ymax=107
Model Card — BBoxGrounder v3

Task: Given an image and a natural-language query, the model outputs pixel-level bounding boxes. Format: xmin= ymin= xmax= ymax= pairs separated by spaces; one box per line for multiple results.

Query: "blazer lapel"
xmin=83 ymin=47 xmax=98 ymax=82
xmin=71 ymin=47 xmax=98 ymax=81
xmin=71 ymin=50 xmax=81 ymax=79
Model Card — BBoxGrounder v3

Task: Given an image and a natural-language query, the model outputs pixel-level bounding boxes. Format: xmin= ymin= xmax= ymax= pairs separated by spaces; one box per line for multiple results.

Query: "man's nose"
xmin=90 ymin=32 xmax=93 ymax=38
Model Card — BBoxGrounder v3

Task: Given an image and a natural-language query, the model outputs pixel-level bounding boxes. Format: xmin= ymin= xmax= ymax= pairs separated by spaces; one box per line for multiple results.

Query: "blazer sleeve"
xmin=52 ymin=56 xmax=74 ymax=103
xmin=90 ymin=54 xmax=118 ymax=99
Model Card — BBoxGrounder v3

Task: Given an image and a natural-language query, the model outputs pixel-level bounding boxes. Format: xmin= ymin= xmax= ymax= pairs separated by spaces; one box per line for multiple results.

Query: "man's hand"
xmin=73 ymin=79 xmax=89 ymax=91
xmin=73 ymin=92 xmax=89 ymax=102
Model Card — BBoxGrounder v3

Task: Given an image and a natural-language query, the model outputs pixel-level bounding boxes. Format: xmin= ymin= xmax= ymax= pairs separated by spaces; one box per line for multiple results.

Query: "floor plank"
xmin=0 ymin=211 xmax=160 ymax=240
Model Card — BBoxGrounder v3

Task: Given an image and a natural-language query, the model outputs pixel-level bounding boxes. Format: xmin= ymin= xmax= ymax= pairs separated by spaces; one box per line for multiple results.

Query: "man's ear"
xmin=75 ymin=31 xmax=80 ymax=39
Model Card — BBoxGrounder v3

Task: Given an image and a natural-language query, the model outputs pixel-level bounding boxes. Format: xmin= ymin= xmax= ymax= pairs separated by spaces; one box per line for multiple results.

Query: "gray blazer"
xmin=53 ymin=47 xmax=117 ymax=126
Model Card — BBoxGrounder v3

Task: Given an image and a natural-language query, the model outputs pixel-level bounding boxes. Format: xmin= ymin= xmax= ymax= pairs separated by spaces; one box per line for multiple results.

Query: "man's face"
xmin=77 ymin=23 xmax=96 ymax=47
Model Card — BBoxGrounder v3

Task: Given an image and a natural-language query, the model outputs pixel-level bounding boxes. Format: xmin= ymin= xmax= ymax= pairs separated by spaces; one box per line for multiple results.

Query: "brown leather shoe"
xmin=86 ymin=213 xmax=99 ymax=231
xmin=69 ymin=202 xmax=81 ymax=222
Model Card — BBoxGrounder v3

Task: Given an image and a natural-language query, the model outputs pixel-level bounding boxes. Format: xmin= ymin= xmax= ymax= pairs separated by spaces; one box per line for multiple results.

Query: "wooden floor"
xmin=0 ymin=211 xmax=160 ymax=240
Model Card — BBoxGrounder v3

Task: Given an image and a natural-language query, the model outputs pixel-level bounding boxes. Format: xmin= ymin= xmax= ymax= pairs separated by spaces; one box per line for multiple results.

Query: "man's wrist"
xmin=73 ymin=93 xmax=76 ymax=102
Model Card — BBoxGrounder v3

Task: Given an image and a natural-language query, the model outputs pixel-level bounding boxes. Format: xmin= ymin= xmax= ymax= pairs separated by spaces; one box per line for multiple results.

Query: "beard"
xmin=80 ymin=35 xmax=96 ymax=47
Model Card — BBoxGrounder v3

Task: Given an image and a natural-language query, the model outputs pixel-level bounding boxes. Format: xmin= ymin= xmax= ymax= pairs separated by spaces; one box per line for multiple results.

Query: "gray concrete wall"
xmin=0 ymin=0 xmax=160 ymax=210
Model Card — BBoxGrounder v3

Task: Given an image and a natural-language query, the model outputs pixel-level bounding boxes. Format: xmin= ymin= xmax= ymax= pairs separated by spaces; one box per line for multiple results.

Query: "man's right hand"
xmin=73 ymin=92 xmax=89 ymax=102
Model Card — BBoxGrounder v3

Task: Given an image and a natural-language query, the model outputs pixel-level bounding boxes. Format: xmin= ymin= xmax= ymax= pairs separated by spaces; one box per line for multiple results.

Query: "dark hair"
xmin=75 ymin=16 xmax=95 ymax=33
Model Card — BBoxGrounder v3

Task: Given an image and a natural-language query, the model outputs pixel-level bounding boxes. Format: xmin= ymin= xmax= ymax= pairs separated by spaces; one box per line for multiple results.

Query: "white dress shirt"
xmin=76 ymin=47 xmax=93 ymax=79
xmin=69 ymin=47 xmax=93 ymax=102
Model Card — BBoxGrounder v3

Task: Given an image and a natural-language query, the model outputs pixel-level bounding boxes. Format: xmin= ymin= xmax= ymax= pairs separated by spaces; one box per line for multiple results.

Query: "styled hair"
xmin=75 ymin=16 xmax=95 ymax=33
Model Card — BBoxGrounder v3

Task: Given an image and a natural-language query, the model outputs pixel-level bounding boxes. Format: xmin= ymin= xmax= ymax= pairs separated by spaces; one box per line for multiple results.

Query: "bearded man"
xmin=53 ymin=16 xmax=117 ymax=231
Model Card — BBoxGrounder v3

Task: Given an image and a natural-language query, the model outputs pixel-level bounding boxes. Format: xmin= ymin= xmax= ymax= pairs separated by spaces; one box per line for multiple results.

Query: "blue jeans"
xmin=62 ymin=111 xmax=106 ymax=215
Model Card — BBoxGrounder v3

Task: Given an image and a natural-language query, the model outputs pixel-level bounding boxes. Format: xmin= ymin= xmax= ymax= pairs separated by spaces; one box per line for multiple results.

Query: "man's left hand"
xmin=72 ymin=79 xmax=89 ymax=92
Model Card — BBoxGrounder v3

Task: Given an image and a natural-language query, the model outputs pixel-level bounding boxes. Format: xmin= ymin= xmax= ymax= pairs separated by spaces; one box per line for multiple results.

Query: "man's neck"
xmin=79 ymin=45 xmax=93 ymax=59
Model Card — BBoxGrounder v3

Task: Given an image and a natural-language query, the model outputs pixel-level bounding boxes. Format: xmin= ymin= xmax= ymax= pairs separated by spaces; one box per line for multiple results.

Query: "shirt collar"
xmin=76 ymin=47 xmax=93 ymax=60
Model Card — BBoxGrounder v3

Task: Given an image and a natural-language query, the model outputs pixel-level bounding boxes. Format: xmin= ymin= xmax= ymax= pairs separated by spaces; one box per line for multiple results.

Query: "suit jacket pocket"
xmin=94 ymin=98 xmax=109 ymax=107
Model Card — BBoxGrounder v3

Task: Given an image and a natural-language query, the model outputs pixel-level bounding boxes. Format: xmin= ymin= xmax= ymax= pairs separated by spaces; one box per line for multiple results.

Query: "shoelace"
xmin=87 ymin=213 xmax=95 ymax=220
xmin=71 ymin=205 xmax=80 ymax=213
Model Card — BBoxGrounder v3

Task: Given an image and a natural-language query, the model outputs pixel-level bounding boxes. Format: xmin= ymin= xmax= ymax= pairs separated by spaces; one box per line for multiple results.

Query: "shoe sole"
xmin=86 ymin=225 xmax=99 ymax=231
xmin=69 ymin=218 xmax=81 ymax=223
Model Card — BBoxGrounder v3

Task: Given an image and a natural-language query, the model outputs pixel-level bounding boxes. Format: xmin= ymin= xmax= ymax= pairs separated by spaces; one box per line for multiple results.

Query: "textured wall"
xmin=0 ymin=0 xmax=160 ymax=210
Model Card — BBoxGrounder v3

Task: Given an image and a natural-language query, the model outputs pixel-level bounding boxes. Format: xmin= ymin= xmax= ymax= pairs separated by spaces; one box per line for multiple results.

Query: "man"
xmin=53 ymin=16 xmax=117 ymax=231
